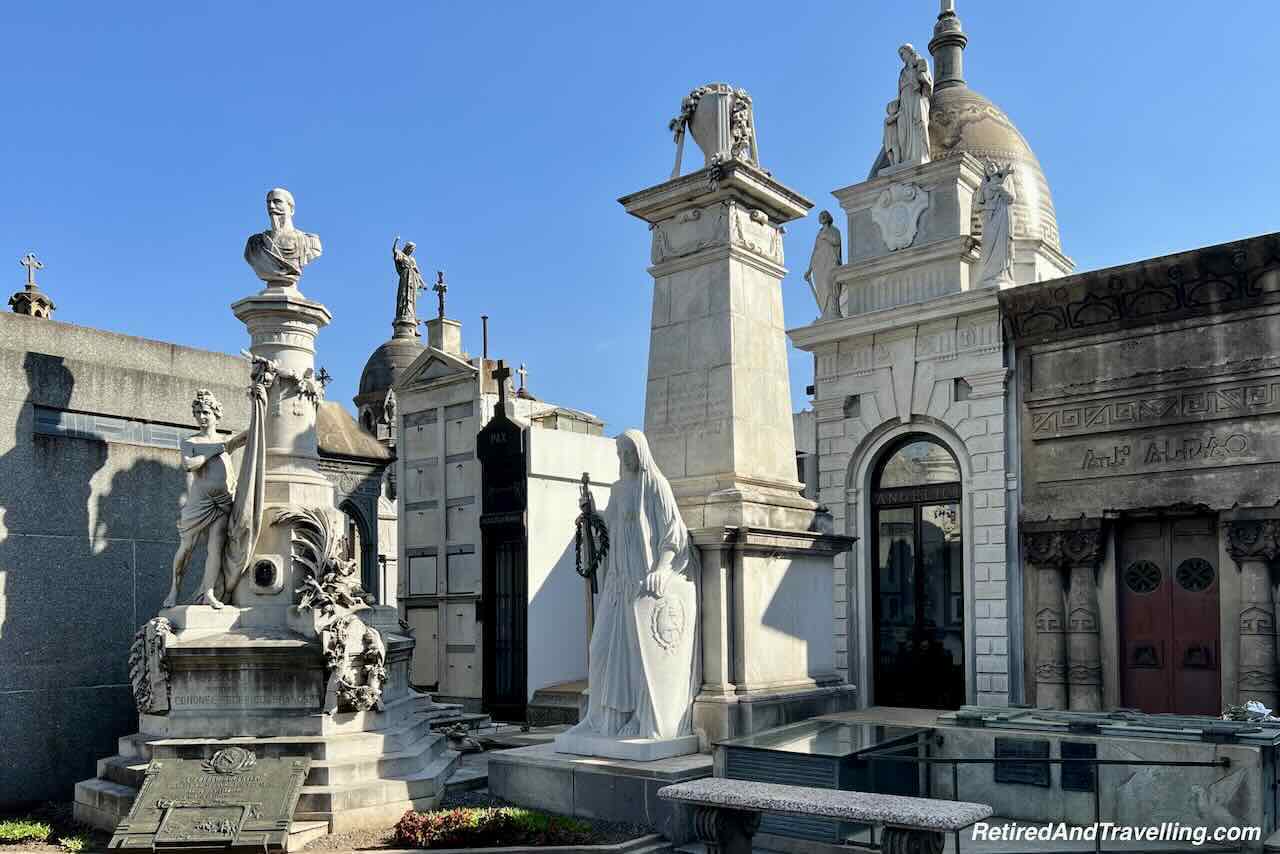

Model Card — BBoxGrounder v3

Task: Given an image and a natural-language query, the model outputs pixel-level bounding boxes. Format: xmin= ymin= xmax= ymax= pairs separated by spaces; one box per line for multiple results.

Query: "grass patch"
xmin=393 ymin=807 xmax=596 ymax=849
xmin=0 ymin=818 xmax=52 ymax=844
xmin=57 ymin=835 xmax=89 ymax=852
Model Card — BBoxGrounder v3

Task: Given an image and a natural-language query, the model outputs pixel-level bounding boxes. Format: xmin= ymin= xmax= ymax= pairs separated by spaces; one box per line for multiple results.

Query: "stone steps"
xmin=117 ymin=710 xmax=447 ymax=763
xmin=307 ymin=726 xmax=447 ymax=786
xmin=428 ymin=711 xmax=491 ymax=731
xmin=295 ymin=749 xmax=458 ymax=820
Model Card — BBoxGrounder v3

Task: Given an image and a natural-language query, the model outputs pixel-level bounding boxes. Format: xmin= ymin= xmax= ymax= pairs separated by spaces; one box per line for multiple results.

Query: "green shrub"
xmin=0 ymin=818 xmax=53 ymax=843
xmin=59 ymin=835 xmax=89 ymax=852
xmin=393 ymin=806 xmax=594 ymax=849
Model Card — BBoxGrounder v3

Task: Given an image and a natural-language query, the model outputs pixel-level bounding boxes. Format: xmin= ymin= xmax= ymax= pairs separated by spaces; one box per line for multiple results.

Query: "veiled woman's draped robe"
xmin=569 ymin=430 xmax=700 ymax=741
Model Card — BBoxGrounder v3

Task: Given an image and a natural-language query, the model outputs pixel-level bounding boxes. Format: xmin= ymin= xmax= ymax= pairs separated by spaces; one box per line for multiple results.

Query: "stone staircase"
xmin=74 ymin=700 xmax=464 ymax=840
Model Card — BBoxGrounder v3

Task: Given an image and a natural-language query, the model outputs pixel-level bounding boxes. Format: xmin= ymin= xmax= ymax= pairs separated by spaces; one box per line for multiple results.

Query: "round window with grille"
xmin=1124 ymin=560 xmax=1162 ymax=594
xmin=1175 ymin=558 xmax=1215 ymax=593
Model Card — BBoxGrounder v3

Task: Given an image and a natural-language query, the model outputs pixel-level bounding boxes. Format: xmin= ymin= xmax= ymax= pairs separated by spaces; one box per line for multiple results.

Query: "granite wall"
xmin=0 ymin=312 xmax=246 ymax=807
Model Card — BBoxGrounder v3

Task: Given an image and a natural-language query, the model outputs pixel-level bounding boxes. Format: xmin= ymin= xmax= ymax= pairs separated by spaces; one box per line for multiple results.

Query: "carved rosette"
xmin=128 ymin=617 xmax=175 ymax=715
xmin=1023 ymin=523 xmax=1104 ymax=710
xmin=1226 ymin=519 xmax=1280 ymax=707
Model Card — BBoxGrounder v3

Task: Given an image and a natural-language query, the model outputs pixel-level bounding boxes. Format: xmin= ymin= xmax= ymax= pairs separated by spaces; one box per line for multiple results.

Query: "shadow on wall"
xmin=0 ymin=352 xmax=191 ymax=808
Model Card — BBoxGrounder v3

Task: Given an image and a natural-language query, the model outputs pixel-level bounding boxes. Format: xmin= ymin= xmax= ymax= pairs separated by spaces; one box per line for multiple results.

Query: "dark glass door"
xmin=871 ymin=439 xmax=964 ymax=709
xmin=482 ymin=528 xmax=527 ymax=721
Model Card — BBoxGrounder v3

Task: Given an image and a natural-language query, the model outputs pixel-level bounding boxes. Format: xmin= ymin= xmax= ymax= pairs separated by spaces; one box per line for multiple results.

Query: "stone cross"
xmin=19 ymin=253 xmax=43 ymax=288
xmin=433 ymin=272 xmax=447 ymax=320
xmin=492 ymin=359 xmax=511 ymax=409
xmin=518 ymin=363 xmax=528 ymax=391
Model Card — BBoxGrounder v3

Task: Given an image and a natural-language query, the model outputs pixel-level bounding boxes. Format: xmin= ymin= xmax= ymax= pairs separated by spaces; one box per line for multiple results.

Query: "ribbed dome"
xmin=357 ymin=334 xmax=424 ymax=398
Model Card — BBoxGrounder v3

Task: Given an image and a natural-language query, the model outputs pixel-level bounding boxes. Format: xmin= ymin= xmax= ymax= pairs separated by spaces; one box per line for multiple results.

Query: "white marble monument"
xmin=76 ymin=189 xmax=459 ymax=838
xmin=554 ymin=430 xmax=701 ymax=761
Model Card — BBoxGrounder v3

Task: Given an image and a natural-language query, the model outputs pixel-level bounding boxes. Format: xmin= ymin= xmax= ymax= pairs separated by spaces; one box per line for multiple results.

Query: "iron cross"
xmin=316 ymin=367 xmax=333 ymax=389
xmin=492 ymin=359 xmax=511 ymax=408
xmin=19 ymin=253 xmax=43 ymax=287
xmin=433 ymin=271 xmax=447 ymax=320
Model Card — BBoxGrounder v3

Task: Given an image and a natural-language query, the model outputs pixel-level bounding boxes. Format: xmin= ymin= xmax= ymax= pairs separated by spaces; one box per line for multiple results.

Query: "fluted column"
xmin=1226 ymin=518 xmax=1280 ymax=708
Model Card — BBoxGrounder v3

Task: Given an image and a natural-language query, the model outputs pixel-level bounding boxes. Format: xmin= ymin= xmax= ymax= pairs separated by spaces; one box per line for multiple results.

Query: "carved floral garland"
xmin=273 ymin=505 xmax=386 ymax=713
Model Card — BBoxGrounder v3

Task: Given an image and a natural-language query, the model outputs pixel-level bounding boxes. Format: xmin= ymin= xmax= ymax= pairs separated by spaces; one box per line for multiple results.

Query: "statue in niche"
xmin=164 ymin=390 xmax=249 ymax=609
xmin=804 ymin=211 xmax=844 ymax=320
xmin=975 ymin=160 xmax=1017 ymax=287
xmin=244 ymin=187 xmax=322 ymax=289
xmin=565 ymin=430 xmax=699 ymax=742
xmin=392 ymin=237 xmax=426 ymax=329
xmin=884 ymin=44 xmax=933 ymax=168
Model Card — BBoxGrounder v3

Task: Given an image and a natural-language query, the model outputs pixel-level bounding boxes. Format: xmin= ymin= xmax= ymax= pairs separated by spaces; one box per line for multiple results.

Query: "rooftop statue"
xmin=392 ymin=236 xmax=425 ymax=333
xmin=884 ymin=44 xmax=933 ymax=169
xmin=804 ymin=211 xmax=844 ymax=321
xmin=975 ymin=160 xmax=1017 ymax=287
xmin=244 ymin=187 xmax=323 ymax=289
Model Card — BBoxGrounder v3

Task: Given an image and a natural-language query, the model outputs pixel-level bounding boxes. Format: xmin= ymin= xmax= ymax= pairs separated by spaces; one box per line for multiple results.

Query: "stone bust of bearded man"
xmin=244 ymin=187 xmax=323 ymax=289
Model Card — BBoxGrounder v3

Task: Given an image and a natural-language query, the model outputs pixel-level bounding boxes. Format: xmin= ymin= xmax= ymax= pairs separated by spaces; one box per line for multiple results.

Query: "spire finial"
xmin=930 ymin=0 xmax=968 ymax=91
xmin=10 ymin=252 xmax=55 ymax=318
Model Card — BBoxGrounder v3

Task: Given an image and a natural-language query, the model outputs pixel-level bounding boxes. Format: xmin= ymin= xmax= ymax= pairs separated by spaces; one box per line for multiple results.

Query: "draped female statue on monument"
xmin=804 ymin=210 xmax=844 ymax=320
xmin=883 ymin=44 xmax=933 ymax=168
xmin=391 ymin=237 xmax=425 ymax=330
xmin=163 ymin=356 xmax=275 ymax=609
xmin=975 ymin=160 xmax=1017 ymax=287
xmin=555 ymin=430 xmax=701 ymax=760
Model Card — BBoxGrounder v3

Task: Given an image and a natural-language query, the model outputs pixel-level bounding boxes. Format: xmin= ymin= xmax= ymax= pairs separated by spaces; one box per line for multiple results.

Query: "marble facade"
xmin=789 ymin=3 xmax=1073 ymax=708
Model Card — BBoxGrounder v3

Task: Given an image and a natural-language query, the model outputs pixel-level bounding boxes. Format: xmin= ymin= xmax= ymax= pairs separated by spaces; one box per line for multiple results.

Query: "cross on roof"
xmin=492 ymin=359 xmax=511 ymax=408
xmin=433 ymin=271 xmax=447 ymax=320
xmin=19 ymin=253 xmax=43 ymax=288
xmin=518 ymin=363 xmax=528 ymax=390
xmin=316 ymin=366 xmax=333 ymax=389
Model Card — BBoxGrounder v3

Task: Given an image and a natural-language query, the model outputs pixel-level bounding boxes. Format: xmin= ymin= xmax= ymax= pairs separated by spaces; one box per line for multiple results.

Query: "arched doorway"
xmin=339 ymin=499 xmax=378 ymax=603
xmin=871 ymin=437 xmax=965 ymax=708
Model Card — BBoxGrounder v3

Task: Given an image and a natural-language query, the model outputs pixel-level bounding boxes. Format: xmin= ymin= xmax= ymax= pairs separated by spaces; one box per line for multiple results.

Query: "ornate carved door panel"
xmin=1118 ymin=517 xmax=1219 ymax=715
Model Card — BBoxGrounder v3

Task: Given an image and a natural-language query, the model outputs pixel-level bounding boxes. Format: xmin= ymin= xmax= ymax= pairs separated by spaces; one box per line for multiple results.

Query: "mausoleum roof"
xmin=357 ymin=334 xmax=424 ymax=403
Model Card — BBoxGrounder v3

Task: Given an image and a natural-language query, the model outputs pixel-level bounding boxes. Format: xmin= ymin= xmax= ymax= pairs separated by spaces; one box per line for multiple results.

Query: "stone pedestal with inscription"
xmin=75 ymin=192 xmax=459 ymax=842
xmin=620 ymin=157 xmax=856 ymax=747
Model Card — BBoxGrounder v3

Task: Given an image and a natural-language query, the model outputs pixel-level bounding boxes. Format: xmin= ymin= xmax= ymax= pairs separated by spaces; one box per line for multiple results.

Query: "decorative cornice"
xmin=999 ymin=232 xmax=1280 ymax=345
xmin=1022 ymin=518 xmax=1104 ymax=569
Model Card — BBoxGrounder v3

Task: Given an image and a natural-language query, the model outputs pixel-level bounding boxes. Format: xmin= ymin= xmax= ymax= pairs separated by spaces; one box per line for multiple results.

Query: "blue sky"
xmin=3 ymin=2 xmax=1276 ymax=434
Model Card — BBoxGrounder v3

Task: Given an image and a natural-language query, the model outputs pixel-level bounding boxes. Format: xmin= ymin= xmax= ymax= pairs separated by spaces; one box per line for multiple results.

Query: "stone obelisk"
xmin=620 ymin=84 xmax=856 ymax=745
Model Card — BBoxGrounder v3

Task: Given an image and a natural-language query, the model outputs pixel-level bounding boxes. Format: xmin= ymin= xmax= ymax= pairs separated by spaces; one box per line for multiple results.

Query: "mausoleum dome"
xmin=870 ymin=5 xmax=1065 ymax=255
xmin=358 ymin=336 xmax=423 ymax=399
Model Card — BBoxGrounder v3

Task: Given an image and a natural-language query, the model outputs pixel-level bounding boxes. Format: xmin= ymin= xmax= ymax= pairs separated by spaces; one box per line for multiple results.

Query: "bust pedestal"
xmin=621 ymin=162 xmax=856 ymax=746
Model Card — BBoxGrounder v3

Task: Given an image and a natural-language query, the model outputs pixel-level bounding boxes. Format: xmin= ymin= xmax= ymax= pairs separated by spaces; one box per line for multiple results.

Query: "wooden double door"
xmin=1118 ymin=516 xmax=1220 ymax=715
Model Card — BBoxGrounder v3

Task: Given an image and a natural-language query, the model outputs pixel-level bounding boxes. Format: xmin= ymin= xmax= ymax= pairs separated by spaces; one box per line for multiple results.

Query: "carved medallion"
xmin=870 ymin=182 xmax=930 ymax=251
xmin=202 ymin=747 xmax=257 ymax=776
xmin=651 ymin=595 xmax=686 ymax=652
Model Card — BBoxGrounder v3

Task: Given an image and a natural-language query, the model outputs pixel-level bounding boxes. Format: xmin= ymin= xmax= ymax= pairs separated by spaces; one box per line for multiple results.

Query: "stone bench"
xmin=657 ymin=777 xmax=993 ymax=854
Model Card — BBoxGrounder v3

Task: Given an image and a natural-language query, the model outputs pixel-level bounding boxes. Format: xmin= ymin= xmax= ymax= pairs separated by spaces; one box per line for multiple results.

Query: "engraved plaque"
xmin=109 ymin=748 xmax=309 ymax=852
xmin=993 ymin=737 xmax=1050 ymax=787
xmin=1060 ymin=741 xmax=1096 ymax=793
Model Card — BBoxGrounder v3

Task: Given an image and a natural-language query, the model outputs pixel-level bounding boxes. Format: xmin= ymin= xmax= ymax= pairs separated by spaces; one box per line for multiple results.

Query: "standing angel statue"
xmin=975 ymin=160 xmax=1017 ymax=287
xmin=563 ymin=430 xmax=700 ymax=743
xmin=804 ymin=211 xmax=844 ymax=321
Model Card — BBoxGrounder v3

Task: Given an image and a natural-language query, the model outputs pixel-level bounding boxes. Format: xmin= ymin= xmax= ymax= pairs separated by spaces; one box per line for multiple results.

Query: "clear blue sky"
xmin=4 ymin=2 xmax=1276 ymax=434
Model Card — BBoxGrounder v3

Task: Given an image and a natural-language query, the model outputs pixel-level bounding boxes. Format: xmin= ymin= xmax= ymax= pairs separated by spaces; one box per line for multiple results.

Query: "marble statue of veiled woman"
xmin=804 ymin=210 xmax=844 ymax=320
xmin=893 ymin=44 xmax=933 ymax=167
xmin=566 ymin=430 xmax=700 ymax=743
xmin=975 ymin=161 xmax=1017 ymax=287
